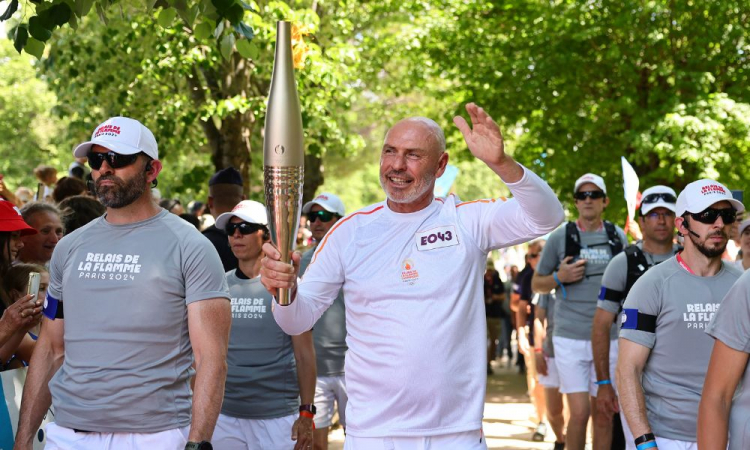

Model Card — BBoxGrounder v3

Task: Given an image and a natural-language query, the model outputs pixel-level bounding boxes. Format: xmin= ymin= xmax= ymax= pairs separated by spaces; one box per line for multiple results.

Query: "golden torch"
xmin=264 ymin=21 xmax=305 ymax=306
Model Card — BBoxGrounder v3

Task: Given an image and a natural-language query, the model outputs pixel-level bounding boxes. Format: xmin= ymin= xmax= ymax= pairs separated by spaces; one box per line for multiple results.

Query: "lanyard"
xmin=676 ymin=253 xmax=695 ymax=275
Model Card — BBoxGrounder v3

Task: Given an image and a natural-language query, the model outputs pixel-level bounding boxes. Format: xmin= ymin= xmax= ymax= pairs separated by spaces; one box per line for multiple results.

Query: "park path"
xmin=327 ymin=358 xmax=558 ymax=450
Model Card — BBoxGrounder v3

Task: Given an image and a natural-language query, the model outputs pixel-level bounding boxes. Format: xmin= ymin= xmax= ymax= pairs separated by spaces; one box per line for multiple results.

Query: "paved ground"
xmin=327 ymin=358 xmax=561 ymax=450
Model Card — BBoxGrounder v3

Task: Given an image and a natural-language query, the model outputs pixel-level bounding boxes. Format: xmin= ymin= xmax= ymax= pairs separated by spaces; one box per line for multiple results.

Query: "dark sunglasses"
xmin=87 ymin=151 xmax=140 ymax=170
xmin=689 ymin=208 xmax=737 ymax=225
xmin=225 ymin=221 xmax=264 ymax=236
xmin=574 ymin=190 xmax=606 ymax=201
xmin=307 ymin=210 xmax=336 ymax=223
xmin=642 ymin=193 xmax=677 ymax=204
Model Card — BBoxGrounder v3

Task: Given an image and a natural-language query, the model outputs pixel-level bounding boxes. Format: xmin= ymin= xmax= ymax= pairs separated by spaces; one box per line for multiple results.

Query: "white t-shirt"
xmin=273 ymin=167 xmax=563 ymax=438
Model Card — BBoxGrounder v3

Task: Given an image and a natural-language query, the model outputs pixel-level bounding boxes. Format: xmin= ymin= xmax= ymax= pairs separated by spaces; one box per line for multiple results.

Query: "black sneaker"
xmin=553 ymin=442 xmax=565 ymax=450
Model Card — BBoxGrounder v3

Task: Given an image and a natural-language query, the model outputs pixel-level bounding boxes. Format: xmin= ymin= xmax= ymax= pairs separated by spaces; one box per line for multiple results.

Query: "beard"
xmin=688 ymin=229 xmax=728 ymax=258
xmin=380 ymin=170 xmax=436 ymax=205
xmin=95 ymin=170 xmax=148 ymax=208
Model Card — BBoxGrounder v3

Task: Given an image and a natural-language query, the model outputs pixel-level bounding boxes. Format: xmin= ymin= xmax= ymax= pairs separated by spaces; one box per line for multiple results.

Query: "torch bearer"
xmin=264 ymin=21 xmax=305 ymax=306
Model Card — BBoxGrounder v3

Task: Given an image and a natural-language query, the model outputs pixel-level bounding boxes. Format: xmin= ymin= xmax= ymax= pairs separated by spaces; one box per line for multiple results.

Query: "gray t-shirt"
xmin=222 ymin=271 xmax=299 ymax=419
xmin=46 ymin=210 xmax=230 ymax=433
xmin=598 ymin=243 xmax=678 ymax=322
xmin=706 ymin=269 xmax=750 ymax=450
xmin=620 ymin=257 xmax=742 ymax=441
xmin=536 ymin=223 xmax=627 ymax=340
xmin=300 ymin=248 xmax=347 ymax=377
xmin=535 ymin=293 xmax=555 ymax=357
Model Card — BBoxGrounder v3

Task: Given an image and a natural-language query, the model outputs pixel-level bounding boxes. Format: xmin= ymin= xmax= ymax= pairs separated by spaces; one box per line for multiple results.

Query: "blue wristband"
xmin=595 ymin=379 xmax=612 ymax=385
xmin=636 ymin=441 xmax=657 ymax=450
xmin=553 ymin=272 xmax=567 ymax=299
xmin=553 ymin=271 xmax=562 ymax=286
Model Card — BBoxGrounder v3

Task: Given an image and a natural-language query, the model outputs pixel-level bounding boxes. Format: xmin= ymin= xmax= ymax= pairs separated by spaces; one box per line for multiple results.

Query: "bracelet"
xmin=299 ymin=410 xmax=315 ymax=419
xmin=534 ymin=348 xmax=543 ymax=353
xmin=635 ymin=433 xmax=656 ymax=445
xmin=553 ymin=271 xmax=562 ymax=286
xmin=595 ymin=379 xmax=612 ymax=385
xmin=636 ymin=442 xmax=657 ymax=450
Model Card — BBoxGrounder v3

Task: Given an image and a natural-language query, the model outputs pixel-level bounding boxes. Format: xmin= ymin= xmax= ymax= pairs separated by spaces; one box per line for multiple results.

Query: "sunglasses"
xmin=689 ymin=208 xmax=737 ymax=225
xmin=225 ymin=221 xmax=264 ymax=236
xmin=642 ymin=193 xmax=677 ymax=204
xmin=87 ymin=151 xmax=140 ymax=170
xmin=574 ymin=190 xmax=606 ymax=201
xmin=307 ymin=210 xmax=336 ymax=223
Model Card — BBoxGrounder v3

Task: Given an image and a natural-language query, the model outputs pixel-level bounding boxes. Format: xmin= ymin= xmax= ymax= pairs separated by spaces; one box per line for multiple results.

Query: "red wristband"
xmin=534 ymin=348 xmax=543 ymax=353
xmin=300 ymin=410 xmax=315 ymax=419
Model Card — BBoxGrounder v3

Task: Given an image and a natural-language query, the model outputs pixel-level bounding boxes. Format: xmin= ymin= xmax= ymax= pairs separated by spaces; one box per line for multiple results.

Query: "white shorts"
xmin=344 ymin=430 xmax=487 ymax=450
xmin=553 ymin=336 xmax=618 ymax=396
xmin=314 ymin=375 xmax=348 ymax=429
xmin=45 ymin=422 xmax=188 ymax=449
xmin=213 ymin=413 xmax=297 ymax=450
xmin=654 ymin=437 xmax=697 ymax=450
xmin=537 ymin=356 xmax=560 ymax=388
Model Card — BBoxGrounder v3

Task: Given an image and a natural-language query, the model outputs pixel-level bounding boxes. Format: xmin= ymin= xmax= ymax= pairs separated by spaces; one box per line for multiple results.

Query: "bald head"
xmin=385 ymin=117 xmax=446 ymax=156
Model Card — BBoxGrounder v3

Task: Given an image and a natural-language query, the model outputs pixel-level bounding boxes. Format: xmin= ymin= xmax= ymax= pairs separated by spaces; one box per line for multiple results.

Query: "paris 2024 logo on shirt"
xmin=77 ymin=252 xmax=142 ymax=281
xmin=401 ymin=259 xmax=419 ymax=285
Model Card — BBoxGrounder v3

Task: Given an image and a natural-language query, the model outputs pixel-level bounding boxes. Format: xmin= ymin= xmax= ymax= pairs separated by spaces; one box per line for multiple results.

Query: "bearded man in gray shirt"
xmin=617 ymin=179 xmax=744 ymax=450
xmin=15 ymin=117 xmax=231 ymax=450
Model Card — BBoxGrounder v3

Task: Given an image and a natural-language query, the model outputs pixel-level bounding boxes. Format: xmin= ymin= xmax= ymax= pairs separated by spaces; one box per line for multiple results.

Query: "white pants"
xmin=553 ymin=336 xmax=618 ymax=396
xmin=213 ymin=413 xmax=297 ymax=450
xmin=654 ymin=437 xmax=697 ymax=450
xmin=45 ymin=422 xmax=188 ymax=449
xmin=344 ymin=430 xmax=487 ymax=450
xmin=315 ymin=375 xmax=348 ymax=428
xmin=537 ymin=356 xmax=560 ymax=388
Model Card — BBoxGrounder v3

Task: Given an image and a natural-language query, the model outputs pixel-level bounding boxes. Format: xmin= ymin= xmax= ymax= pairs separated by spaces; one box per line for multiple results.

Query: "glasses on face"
xmin=307 ymin=210 xmax=335 ymax=223
xmin=642 ymin=193 xmax=677 ymax=204
xmin=87 ymin=151 xmax=140 ymax=170
xmin=574 ymin=190 xmax=606 ymax=201
xmin=643 ymin=211 xmax=676 ymax=221
xmin=225 ymin=221 xmax=263 ymax=236
xmin=689 ymin=208 xmax=737 ymax=225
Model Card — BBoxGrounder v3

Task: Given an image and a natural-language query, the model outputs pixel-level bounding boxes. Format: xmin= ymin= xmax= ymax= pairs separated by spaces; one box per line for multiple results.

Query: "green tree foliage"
xmin=0 ymin=39 xmax=66 ymax=189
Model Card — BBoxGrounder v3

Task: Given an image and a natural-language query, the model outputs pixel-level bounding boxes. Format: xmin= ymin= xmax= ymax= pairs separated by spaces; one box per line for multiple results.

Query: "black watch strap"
xmin=634 ymin=433 xmax=655 ymax=445
xmin=185 ymin=441 xmax=213 ymax=450
xmin=299 ymin=403 xmax=317 ymax=415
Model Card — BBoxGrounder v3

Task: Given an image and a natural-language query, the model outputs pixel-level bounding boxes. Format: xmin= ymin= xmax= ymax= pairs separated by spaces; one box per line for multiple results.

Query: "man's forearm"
xmin=0 ymin=328 xmax=27 ymax=362
xmin=616 ymin=364 xmax=651 ymax=438
xmin=15 ymin=341 xmax=62 ymax=447
xmin=532 ymin=273 xmax=556 ymax=294
xmin=591 ymin=310 xmax=614 ymax=381
xmin=697 ymin=395 xmax=730 ymax=450
xmin=189 ymin=357 xmax=227 ymax=441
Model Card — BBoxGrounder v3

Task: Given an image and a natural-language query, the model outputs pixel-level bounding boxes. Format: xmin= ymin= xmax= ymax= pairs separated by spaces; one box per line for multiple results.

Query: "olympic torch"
xmin=264 ymin=21 xmax=305 ymax=306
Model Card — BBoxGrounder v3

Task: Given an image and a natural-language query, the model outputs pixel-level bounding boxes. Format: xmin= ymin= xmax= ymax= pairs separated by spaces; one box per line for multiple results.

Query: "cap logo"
xmin=316 ymin=195 xmax=329 ymax=201
xmin=95 ymin=125 xmax=121 ymax=138
xmin=701 ymin=184 xmax=726 ymax=196
xmin=231 ymin=203 xmax=245 ymax=212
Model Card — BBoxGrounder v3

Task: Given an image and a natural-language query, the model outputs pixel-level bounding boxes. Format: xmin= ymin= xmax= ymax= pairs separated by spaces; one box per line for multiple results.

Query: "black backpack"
xmin=560 ymin=221 xmax=624 ymax=283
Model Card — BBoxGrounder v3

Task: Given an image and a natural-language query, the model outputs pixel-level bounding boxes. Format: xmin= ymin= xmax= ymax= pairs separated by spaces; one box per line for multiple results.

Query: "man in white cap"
xmin=298 ymin=193 xmax=348 ymax=450
xmin=260 ymin=104 xmax=564 ymax=448
xmin=15 ymin=117 xmax=231 ymax=450
xmin=617 ymin=179 xmax=744 ymax=450
xmin=212 ymin=200 xmax=316 ymax=450
xmin=592 ymin=185 xmax=680 ymax=450
xmin=533 ymin=173 xmax=627 ymax=450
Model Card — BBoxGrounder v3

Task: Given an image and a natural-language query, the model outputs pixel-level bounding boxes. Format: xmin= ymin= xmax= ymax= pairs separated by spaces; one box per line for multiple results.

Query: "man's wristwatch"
xmin=299 ymin=404 xmax=317 ymax=415
xmin=185 ymin=441 xmax=212 ymax=450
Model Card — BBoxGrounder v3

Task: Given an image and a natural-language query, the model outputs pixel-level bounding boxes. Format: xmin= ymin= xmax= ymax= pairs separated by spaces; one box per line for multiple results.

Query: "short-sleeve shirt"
xmin=203 ymin=224 xmax=238 ymax=271
xmin=535 ymin=293 xmax=556 ymax=357
xmin=706 ymin=269 xmax=750 ymax=450
xmin=598 ymin=243 xmax=678 ymax=322
xmin=300 ymin=248 xmax=347 ymax=377
xmin=620 ymin=257 xmax=741 ymax=441
xmin=536 ymin=222 xmax=627 ymax=340
xmin=46 ymin=210 xmax=230 ymax=433
xmin=222 ymin=270 xmax=299 ymax=419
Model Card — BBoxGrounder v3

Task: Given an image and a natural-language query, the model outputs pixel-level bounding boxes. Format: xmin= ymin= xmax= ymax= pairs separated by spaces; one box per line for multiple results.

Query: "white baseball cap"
xmin=73 ymin=117 xmax=158 ymax=160
xmin=738 ymin=218 xmax=750 ymax=236
xmin=302 ymin=192 xmax=346 ymax=216
xmin=574 ymin=173 xmax=607 ymax=195
xmin=640 ymin=185 xmax=677 ymax=215
xmin=675 ymin=179 xmax=745 ymax=216
xmin=215 ymin=200 xmax=268 ymax=230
